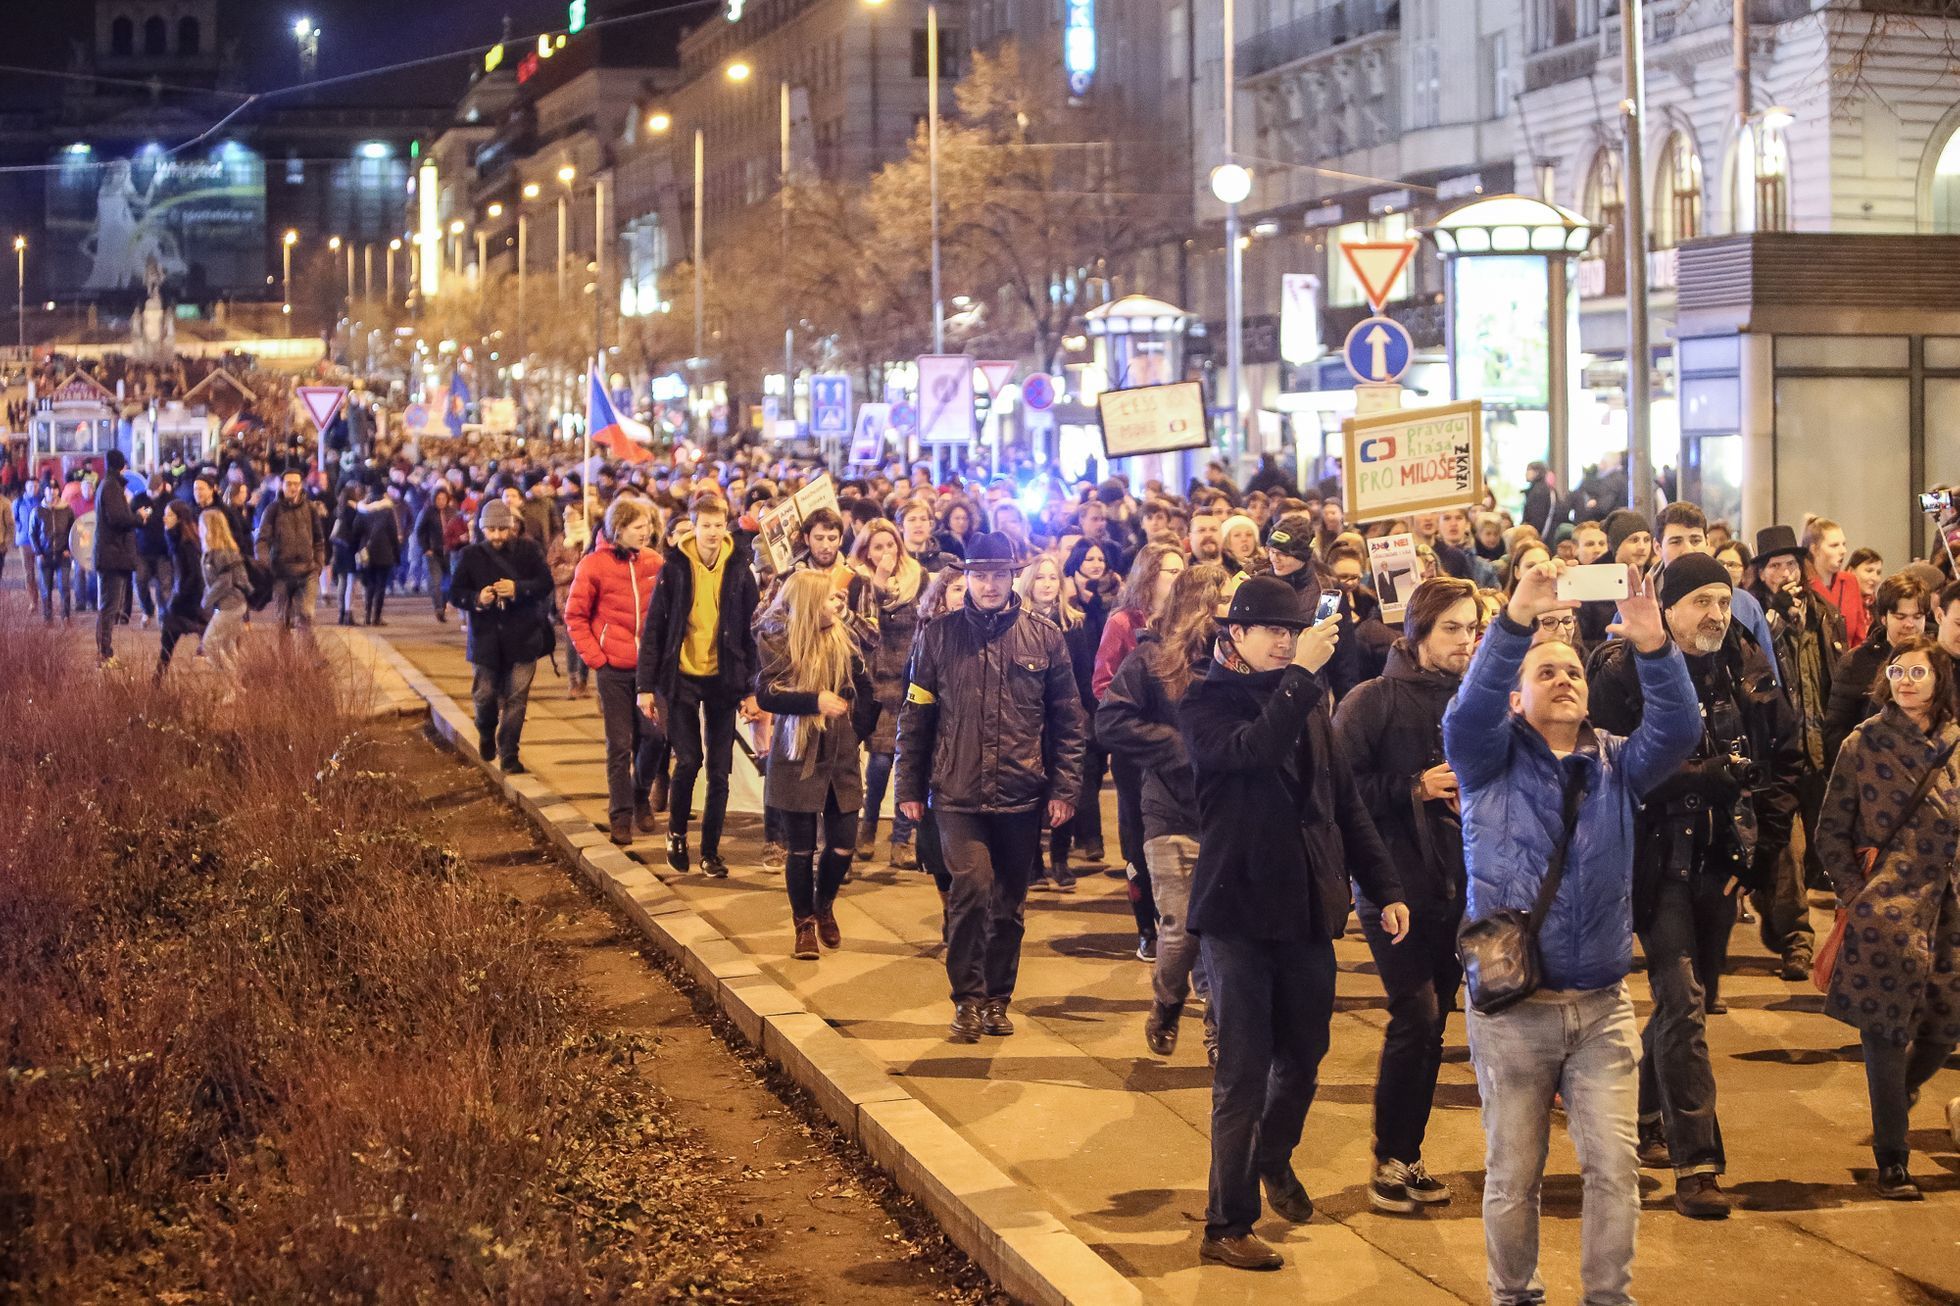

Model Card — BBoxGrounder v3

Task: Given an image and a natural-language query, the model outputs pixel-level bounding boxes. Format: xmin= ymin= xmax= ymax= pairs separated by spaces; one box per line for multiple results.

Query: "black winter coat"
xmin=1824 ymin=632 xmax=1890 ymax=765
xmin=93 ymin=474 xmax=139 ymax=572
xmin=1331 ymin=640 xmax=1465 ymax=920
xmin=1587 ymin=627 xmax=1801 ymax=927
xmin=895 ymin=595 xmax=1089 ymax=814
xmin=356 ymin=502 xmax=403 ymax=571
xmin=1179 ymin=657 xmax=1403 ymax=940
xmin=1093 ymin=633 xmax=1198 ymax=840
xmin=164 ymin=528 xmax=204 ymax=620
xmin=448 ymin=537 xmax=555 ymax=669
xmin=134 ymin=495 xmax=169 ymax=559
xmin=635 ymin=535 xmax=760 ymax=703
xmin=753 ymin=625 xmax=878 ymax=814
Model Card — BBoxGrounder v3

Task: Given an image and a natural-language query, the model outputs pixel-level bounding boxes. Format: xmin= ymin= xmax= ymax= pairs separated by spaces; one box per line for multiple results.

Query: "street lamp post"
xmin=13 ymin=237 xmax=24 ymax=352
xmin=556 ymin=164 xmax=576 ymax=295
xmin=363 ymin=242 xmax=374 ymax=300
xmin=693 ymin=129 xmax=705 ymax=365
xmin=1621 ymin=0 xmax=1652 ymax=512
xmin=861 ymin=0 xmax=939 ymax=351
xmin=520 ymin=182 xmax=539 ymax=380
xmin=1214 ymin=0 xmax=1246 ymax=467
xmin=281 ymin=229 xmax=298 ymax=332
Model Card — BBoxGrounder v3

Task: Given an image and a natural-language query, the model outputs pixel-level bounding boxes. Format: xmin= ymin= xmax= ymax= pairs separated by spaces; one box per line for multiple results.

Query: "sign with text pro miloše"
xmin=1341 ymin=398 xmax=1483 ymax=524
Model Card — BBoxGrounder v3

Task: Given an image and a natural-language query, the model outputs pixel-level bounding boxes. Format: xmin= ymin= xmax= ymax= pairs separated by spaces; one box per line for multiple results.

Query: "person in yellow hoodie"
xmin=637 ymin=493 xmax=760 ymax=876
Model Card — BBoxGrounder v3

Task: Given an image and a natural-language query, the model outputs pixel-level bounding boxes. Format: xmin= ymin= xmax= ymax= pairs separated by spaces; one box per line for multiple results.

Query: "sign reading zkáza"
xmin=1341 ymin=399 xmax=1483 ymax=524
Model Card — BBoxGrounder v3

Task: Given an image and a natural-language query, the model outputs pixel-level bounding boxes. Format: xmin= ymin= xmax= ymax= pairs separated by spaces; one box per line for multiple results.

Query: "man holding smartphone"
xmin=1180 ymin=576 xmax=1409 ymax=1271
xmin=448 ymin=499 xmax=556 ymax=774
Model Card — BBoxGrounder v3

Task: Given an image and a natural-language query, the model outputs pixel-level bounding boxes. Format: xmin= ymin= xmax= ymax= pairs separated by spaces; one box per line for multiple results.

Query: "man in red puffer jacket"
xmin=566 ymin=496 xmax=667 ymax=843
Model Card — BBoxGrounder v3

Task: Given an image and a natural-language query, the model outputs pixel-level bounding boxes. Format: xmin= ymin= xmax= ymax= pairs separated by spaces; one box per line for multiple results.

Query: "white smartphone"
xmin=1556 ymin=563 xmax=1629 ymax=603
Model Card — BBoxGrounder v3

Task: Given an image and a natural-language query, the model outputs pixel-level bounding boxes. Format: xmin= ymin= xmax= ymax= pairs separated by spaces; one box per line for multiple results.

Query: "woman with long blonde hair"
xmin=848 ymin=518 xmax=927 ymax=866
xmin=754 ymin=568 xmax=875 ymax=961
xmin=1016 ymin=552 xmax=1080 ymax=631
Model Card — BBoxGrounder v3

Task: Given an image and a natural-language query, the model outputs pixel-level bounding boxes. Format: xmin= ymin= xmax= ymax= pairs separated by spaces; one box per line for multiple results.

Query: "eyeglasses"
xmin=1536 ymin=615 xmax=1578 ymax=632
xmin=1885 ymin=663 xmax=1931 ymax=684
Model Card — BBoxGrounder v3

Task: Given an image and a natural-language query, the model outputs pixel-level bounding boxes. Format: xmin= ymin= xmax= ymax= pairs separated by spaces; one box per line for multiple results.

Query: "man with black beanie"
xmin=1180 ymin=575 xmax=1408 ymax=1270
xmin=92 ymin=449 xmax=139 ymax=666
xmin=1586 ymin=550 xmax=1799 ymax=1219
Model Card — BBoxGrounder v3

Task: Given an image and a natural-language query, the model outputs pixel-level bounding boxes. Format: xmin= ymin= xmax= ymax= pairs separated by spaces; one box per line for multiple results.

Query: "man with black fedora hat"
xmin=1588 ymin=550 xmax=1799 ymax=1218
xmin=1178 ymin=574 xmax=1408 ymax=1271
xmin=897 ymin=531 xmax=1088 ymax=1045
xmin=1747 ymin=524 xmax=1847 ymax=979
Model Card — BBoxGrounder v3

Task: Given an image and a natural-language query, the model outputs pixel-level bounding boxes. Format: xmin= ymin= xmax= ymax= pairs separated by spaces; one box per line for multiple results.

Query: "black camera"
xmin=1720 ymin=739 xmax=1765 ymax=791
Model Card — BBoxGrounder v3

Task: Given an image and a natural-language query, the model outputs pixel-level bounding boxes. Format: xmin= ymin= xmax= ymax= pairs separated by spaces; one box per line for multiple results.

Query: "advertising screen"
xmin=47 ymin=142 xmax=267 ymax=297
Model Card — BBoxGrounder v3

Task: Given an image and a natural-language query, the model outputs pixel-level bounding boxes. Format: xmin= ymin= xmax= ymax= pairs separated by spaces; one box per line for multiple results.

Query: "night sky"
xmin=3 ymin=0 xmax=697 ymax=109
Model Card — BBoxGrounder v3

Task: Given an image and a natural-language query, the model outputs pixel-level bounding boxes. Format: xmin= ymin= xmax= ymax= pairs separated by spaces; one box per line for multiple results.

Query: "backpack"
xmin=242 ymin=557 xmax=276 ymax=611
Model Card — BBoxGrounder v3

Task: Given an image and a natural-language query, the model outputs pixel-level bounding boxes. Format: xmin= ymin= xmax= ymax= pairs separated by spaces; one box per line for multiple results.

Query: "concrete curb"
xmin=354 ymin=631 xmax=1143 ymax=1306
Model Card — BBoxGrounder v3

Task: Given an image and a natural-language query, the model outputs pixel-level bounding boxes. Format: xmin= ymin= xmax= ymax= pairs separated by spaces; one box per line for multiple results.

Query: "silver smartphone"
xmin=1556 ymin=563 xmax=1629 ymax=603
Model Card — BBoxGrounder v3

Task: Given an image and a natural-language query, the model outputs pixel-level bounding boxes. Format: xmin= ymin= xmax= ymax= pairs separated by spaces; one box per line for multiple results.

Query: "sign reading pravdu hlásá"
xmin=1341 ymin=399 xmax=1484 ymax=524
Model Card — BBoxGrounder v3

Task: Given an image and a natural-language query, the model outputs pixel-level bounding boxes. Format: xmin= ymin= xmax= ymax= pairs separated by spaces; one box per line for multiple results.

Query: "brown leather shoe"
xmin=1199 ymin=1233 xmax=1283 ymax=1271
xmin=815 ymin=908 xmax=841 ymax=949
xmin=792 ymin=917 xmax=820 ymax=960
xmin=948 ymin=999 xmax=983 ymax=1043
xmin=980 ymin=997 xmax=1014 ymax=1036
xmin=1673 ymin=1173 xmax=1732 ymax=1219
xmin=634 ymin=800 xmax=657 ymax=835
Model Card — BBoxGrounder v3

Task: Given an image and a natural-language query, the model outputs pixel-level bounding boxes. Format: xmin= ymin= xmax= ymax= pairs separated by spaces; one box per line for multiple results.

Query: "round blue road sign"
xmin=1022 ymin=372 xmax=1056 ymax=411
xmin=1342 ymin=316 xmax=1414 ymax=385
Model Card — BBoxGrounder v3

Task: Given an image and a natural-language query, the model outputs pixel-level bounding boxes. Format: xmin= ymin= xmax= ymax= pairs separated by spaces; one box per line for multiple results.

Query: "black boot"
xmin=476 ymin=718 xmax=497 ymax=762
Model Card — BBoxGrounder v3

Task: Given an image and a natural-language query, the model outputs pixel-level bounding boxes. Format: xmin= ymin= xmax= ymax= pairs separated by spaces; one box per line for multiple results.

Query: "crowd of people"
xmin=9 ymin=432 xmax=1960 ymax=1298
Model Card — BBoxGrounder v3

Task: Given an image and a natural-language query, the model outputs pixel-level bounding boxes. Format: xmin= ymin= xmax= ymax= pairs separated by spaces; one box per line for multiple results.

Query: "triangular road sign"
xmin=296 ymin=385 xmax=349 ymax=431
xmin=1340 ymin=241 xmax=1417 ymax=313
xmin=976 ymin=359 xmax=1018 ymax=394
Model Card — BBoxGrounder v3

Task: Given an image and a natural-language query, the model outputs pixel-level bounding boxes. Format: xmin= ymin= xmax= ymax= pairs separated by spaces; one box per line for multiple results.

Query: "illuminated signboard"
xmin=568 ymin=0 xmax=586 ymax=33
xmin=517 ymin=51 xmax=539 ymax=82
xmin=484 ymin=42 xmax=504 ymax=73
xmin=1064 ymin=0 xmax=1096 ymax=97
xmin=727 ymin=0 xmax=747 ymax=20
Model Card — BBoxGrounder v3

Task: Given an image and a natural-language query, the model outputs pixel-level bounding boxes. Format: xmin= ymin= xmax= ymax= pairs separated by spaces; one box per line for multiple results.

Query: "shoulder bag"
xmin=1814 ymin=738 xmax=1958 ymax=993
xmin=1458 ymin=766 xmax=1586 ymax=1015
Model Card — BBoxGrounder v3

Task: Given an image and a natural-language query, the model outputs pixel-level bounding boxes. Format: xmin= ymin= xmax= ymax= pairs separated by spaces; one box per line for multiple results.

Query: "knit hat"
xmin=1265 ymin=512 xmax=1317 ymax=562
xmin=1659 ymin=553 xmax=1732 ymax=612
xmin=479 ymin=499 xmax=517 ymax=532
xmin=1603 ymin=508 xmax=1649 ymax=556
xmin=1220 ymin=514 xmax=1259 ymax=548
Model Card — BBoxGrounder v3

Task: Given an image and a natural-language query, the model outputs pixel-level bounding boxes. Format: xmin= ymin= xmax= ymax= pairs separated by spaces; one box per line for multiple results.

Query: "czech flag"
xmin=585 ymin=363 xmax=653 ymax=463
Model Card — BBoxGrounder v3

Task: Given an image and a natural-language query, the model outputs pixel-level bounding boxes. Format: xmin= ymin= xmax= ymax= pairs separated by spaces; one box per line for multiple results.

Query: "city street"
xmin=372 ymin=604 xmax=1960 ymax=1304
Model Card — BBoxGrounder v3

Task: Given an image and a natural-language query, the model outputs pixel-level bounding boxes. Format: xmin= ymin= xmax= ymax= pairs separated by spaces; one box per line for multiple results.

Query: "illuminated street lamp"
xmin=724 ymin=60 xmax=752 ymax=82
xmin=387 ymin=236 xmax=401 ymax=304
xmin=13 ymin=236 xmax=24 ymax=351
xmin=293 ymin=16 xmax=320 ymax=81
xmin=646 ymin=110 xmax=672 ymax=134
xmin=555 ymin=166 xmax=576 ymax=294
xmin=1211 ymin=163 xmax=1252 ymax=463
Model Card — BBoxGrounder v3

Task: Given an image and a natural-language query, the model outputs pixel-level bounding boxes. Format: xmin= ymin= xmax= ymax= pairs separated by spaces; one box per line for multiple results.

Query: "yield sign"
xmin=1340 ymin=240 xmax=1417 ymax=313
xmin=975 ymin=359 xmax=1018 ymax=394
xmin=296 ymin=385 xmax=349 ymax=431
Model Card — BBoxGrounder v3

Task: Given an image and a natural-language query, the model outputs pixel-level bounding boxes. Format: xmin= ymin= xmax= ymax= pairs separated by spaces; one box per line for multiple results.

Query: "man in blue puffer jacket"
xmin=12 ymin=477 xmax=41 ymax=611
xmin=1443 ymin=558 xmax=1698 ymax=1306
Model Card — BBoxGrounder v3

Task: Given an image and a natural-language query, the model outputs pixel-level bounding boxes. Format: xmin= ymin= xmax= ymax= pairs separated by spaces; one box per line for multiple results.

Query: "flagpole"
xmin=583 ymin=358 xmax=595 ymax=531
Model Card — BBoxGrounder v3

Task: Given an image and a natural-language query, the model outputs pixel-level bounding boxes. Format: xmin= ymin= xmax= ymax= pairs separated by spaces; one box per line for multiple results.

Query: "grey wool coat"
xmin=1814 ymin=705 xmax=1960 ymax=1048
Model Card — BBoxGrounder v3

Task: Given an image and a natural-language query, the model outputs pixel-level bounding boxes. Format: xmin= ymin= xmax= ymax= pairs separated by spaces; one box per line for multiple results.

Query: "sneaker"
xmin=1368 ymin=1160 xmax=1419 ymax=1214
xmin=500 ymin=757 xmax=526 ymax=775
xmin=1077 ymin=842 xmax=1106 ymax=866
xmin=1052 ymin=866 xmax=1077 ymax=893
xmin=980 ymin=997 xmax=1014 ymax=1036
xmin=665 ymin=832 xmax=690 ymax=873
xmin=1402 ymin=1159 xmax=1451 ymax=1205
xmin=792 ymin=918 xmax=820 ymax=960
xmin=1198 ymin=1233 xmax=1282 ymax=1271
xmin=761 ymin=842 xmax=787 ymax=871
xmin=889 ymin=840 xmax=918 ymax=870
xmin=1203 ymin=1009 xmax=1219 ymax=1068
xmin=1673 ymin=1173 xmax=1732 ymax=1219
xmin=948 ymin=999 xmax=983 ymax=1044
xmin=98 ymin=656 xmax=122 ymax=671
xmin=700 ymin=851 xmax=729 ymax=879
xmin=1779 ymin=951 xmax=1812 ymax=982
xmin=1144 ymin=1002 xmax=1181 ymax=1057
xmin=855 ymin=822 xmax=877 ymax=862
xmin=1637 ymin=1119 xmax=1672 ymax=1169
xmin=1260 ymin=1170 xmax=1314 ymax=1223
xmin=1029 ymin=872 xmax=1056 ymax=892
xmin=1874 ymin=1163 xmax=1922 ymax=1201
xmin=1136 ymin=934 xmax=1157 ymax=963
xmin=608 ymin=825 xmax=634 ymax=848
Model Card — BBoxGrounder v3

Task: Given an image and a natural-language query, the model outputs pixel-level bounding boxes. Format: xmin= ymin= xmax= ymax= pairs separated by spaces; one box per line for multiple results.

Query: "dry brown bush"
xmin=0 ymin=619 xmax=771 ymax=1302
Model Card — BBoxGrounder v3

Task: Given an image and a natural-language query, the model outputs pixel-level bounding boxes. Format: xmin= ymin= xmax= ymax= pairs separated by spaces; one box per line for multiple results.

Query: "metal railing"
xmin=1236 ymin=0 xmax=1401 ymax=79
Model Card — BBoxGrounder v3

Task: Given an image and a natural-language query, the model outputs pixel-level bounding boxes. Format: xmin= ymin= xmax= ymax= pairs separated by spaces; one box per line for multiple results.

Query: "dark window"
xmin=910 ymin=27 xmax=963 ymax=78
xmin=111 ymin=16 xmax=134 ymax=56
xmin=179 ymin=16 xmax=200 ymax=55
xmin=144 ymin=15 xmax=167 ymax=56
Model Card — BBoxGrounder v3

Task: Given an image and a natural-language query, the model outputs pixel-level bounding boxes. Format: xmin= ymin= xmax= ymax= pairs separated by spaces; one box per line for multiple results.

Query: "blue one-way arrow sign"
xmin=1342 ymin=315 xmax=1414 ymax=385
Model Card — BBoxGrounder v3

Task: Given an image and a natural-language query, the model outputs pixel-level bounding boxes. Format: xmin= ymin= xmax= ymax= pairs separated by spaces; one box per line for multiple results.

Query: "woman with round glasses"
xmin=1813 ymin=636 xmax=1960 ymax=1200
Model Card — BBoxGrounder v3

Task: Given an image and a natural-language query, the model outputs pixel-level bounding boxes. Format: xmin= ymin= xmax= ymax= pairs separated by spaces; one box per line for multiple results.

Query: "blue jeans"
xmin=1200 ymin=931 xmax=1335 ymax=1239
xmin=860 ymin=750 xmax=915 ymax=844
xmin=1466 ymin=983 xmax=1640 ymax=1306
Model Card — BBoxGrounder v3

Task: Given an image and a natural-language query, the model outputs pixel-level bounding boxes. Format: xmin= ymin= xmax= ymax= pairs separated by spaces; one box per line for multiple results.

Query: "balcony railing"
xmin=1860 ymin=0 xmax=1960 ymax=14
xmin=1236 ymin=0 xmax=1400 ymax=80
xmin=1524 ymin=40 xmax=1599 ymax=92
